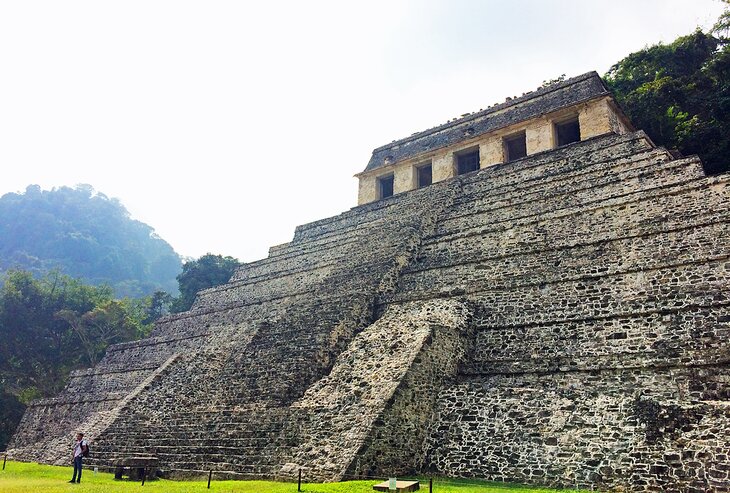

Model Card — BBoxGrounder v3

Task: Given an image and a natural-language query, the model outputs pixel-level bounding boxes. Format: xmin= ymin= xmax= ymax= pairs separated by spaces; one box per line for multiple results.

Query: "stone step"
xmin=290 ymin=132 xmax=648 ymax=243
xmin=95 ymin=427 xmax=284 ymax=439
xmin=252 ymin=134 xmax=650 ymax=266
xmin=431 ymin=163 xmax=726 ymax=244
xmin=455 ymin=131 xmax=657 ymax=202
xmin=254 ymin=201 xmax=428 ymax=263
xmin=226 ymin=242 xmax=404 ymax=292
xmin=398 ymin=220 xmax=730 ymax=296
xmin=288 ymin=178 xmax=452 ymax=244
xmin=161 ymin=462 xmax=278 ymax=475
xmin=258 ymin=136 xmax=645 ymax=265
xmin=192 ymin=257 xmax=395 ymax=311
xmin=222 ymin=149 xmax=664 ymax=300
xmin=230 ymin=147 xmax=668 ymax=288
xmin=247 ymin=133 xmax=644 ymax=282
xmin=155 ymin=285 xmax=372 ymax=329
xmin=451 ymin=148 xmax=674 ymax=220
xmin=437 ymin=156 xmax=705 ymax=238
xmin=391 ymin=257 xmax=729 ymax=328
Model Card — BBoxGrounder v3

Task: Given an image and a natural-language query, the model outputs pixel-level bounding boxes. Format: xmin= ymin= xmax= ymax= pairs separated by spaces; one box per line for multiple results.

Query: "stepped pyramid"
xmin=8 ymin=72 xmax=730 ymax=492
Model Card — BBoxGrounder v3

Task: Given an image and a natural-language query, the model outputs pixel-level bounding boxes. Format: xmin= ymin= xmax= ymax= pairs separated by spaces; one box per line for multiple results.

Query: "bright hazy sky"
xmin=0 ymin=1 xmax=725 ymax=262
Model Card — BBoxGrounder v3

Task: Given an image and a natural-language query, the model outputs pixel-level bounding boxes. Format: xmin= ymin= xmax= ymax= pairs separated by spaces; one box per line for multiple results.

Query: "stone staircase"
xmin=282 ymin=299 xmax=471 ymax=481
xmin=10 ymin=172 xmax=464 ymax=477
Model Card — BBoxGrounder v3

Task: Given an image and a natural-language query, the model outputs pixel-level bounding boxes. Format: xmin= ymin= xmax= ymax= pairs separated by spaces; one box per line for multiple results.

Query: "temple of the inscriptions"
xmin=8 ymin=72 xmax=730 ymax=492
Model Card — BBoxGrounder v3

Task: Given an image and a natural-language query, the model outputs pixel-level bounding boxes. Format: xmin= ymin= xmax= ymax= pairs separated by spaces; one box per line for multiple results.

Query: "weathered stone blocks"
xmin=8 ymin=127 xmax=730 ymax=492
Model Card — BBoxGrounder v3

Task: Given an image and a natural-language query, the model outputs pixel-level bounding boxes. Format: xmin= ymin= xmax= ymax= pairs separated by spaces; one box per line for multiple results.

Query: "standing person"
xmin=69 ymin=432 xmax=88 ymax=483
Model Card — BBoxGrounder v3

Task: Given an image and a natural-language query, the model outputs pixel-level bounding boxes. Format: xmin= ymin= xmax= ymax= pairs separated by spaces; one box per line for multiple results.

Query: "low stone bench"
xmin=373 ymin=479 xmax=420 ymax=492
xmin=112 ymin=455 xmax=159 ymax=481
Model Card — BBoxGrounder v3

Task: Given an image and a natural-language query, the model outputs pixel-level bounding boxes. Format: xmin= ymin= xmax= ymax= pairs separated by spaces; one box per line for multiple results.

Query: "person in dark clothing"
xmin=69 ymin=432 xmax=87 ymax=483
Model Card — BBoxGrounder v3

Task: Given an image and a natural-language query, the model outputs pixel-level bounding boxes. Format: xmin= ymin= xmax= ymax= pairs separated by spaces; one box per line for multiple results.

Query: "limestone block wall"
xmin=579 ymin=97 xmax=616 ymax=139
xmin=370 ymin=130 xmax=730 ymax=491
xmin=342 ymin=300 xmax=472 ymax=479
xmin=525 ymin=117 xmax=554 ymax=154
xmin=479 ymin=137 xmax=503 ymax=167
xmin=426 ymin=370 xmax=730 ymax=492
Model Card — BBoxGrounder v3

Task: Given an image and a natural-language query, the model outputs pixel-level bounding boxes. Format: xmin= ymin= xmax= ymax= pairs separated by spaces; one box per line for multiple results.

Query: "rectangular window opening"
xmin=504 ymin=132 xmax=527 ymax=162
xmin=555 ymin=117 xmax=581 ymax=147
xmin=378 ymin=174 xmax=394 ymax=199
xmin=456 ymin=149 xmax=480 ymax=175
xmin=417 ymin=163 xmax=432 ymax=188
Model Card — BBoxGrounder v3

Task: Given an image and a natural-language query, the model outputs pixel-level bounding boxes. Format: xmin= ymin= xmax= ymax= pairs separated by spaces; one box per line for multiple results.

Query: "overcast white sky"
xmin=0 ymin=1 xmax=725 ymax=262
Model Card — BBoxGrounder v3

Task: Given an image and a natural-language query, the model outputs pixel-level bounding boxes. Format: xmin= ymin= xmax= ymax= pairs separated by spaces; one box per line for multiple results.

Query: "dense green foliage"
xmin=0 ymin=185 xmax=181 ymax=298
xmin=605 ymin=10 xmax=730 ymax=174
xmin=0 ymin=252 xmax=242 ymax=449
xmin=0 ymin=270 xmax=154 ymax=449
xmin=0 ymin=461 xmax=587 ymax=493
xmin=171 ymin=254 xmax=242 ymax=313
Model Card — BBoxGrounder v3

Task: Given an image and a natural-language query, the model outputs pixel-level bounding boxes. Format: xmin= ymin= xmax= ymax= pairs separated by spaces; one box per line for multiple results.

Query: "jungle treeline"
xmin=605 ymin=9 xmax=730 ymax=174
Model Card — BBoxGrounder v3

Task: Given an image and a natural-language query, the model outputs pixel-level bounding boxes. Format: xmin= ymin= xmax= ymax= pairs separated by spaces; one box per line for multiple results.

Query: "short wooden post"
xmin=429 ymin=477 xmax=433 ymax=493
xmin=207 ymin=469 xmax=212 ymax=489
xmin=298 ymin=468 xmax=302 ymax=492
xmin=141 ymin=467 xmax=147 ymax=485
xmin=2 ymin=453 xmax=6 ymax=470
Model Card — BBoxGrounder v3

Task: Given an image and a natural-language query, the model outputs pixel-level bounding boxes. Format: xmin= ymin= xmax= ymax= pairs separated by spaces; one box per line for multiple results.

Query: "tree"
xmin=0 ymin=270 xmax=109 ymax=396
xmin=142 ymin=290 xmax=174 ymax=324
xmin=171 ymin=254 xmax=242 ymax=313
xmin=56 ymin=300 xmax=146 ymax=366
xmin=605 ymin=12 xmax=730 ymax=174
xmin=0 ymin=389 xmax=24 ymax=452
xmin=0 ymin=270 xmax=153 ymax=449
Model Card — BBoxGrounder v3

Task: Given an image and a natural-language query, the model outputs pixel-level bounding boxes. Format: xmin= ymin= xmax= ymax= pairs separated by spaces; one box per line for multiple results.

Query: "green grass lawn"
xmin=0 ymin=461 xmax=588 ymax=493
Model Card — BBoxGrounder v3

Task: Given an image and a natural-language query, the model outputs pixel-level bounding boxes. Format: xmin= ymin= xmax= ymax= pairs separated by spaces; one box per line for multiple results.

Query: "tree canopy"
xmin=605 ymin=12 xmax=730 ymax=174
xmin=171 ymin=254 xmax=242 ymax=313
xmin=0 ymin=252 xmax=242 ymax=448
xmin=0 ymin=270 xmax=155 ymax=449
xmin=0 ymin=185 xmax=182 ymax=297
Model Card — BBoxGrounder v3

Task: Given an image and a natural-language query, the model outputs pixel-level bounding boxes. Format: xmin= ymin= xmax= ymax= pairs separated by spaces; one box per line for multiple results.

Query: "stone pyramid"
xmin=9 ymin=73 xmax=730 ymax=492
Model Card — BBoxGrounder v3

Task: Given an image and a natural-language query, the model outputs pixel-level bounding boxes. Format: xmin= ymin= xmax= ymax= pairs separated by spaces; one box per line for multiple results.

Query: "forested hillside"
xmin=0 ymin=182 xmax=241 ymax=449
xmin=605 ymin=9 xmax=730 ymax=174
xmin=0 ymin=185 xmax=181 ymax=297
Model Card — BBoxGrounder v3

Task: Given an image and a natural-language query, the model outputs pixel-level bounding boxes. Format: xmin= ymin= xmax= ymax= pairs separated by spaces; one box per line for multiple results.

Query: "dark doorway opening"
xmin=417 ymin=164 xmax=432 ymax=188
xmin=378 ymin=174 xmax=394 ymax=199
xmin=504 ymin=132 xmax=527 ymax=162
xmin=456 ymin=150 xmax=480 ymax=175
xmin=555 ymin=118 xmax=581 ymax=146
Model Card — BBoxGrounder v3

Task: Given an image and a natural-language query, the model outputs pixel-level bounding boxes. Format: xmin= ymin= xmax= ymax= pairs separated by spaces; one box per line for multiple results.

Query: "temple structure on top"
xmin=356 ymin=72 xmax=632 ymax=204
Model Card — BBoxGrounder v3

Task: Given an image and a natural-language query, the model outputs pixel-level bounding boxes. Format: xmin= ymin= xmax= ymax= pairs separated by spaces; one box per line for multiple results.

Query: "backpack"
xmin=82 ymin=441 xmax=90 ymax=458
